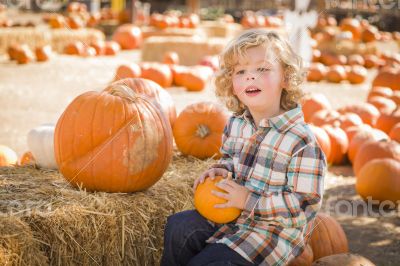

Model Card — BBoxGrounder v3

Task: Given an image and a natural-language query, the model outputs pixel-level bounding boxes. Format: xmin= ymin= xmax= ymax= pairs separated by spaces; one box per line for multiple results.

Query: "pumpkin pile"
xmin=302 ymin=87 xmax=400 ymax=203
xmin=240 ymin=10 xmax=283 ymax=28
xmin=7 ymin=44 xmax=53 ymax=64
xmin=114 ymin=52 xmax=215 ymax=90
xmin=149 ymin=12 xmax=200 ymax=29
xmin=64 ymin=40 xmax=121 ymax=56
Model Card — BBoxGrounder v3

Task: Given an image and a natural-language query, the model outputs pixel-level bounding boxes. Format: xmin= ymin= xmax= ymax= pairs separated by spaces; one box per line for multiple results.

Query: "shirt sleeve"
xmin=208 ymin=116 xmax=236 ymax=177
xmin=244 ymin=142 xmax=326 ymax=229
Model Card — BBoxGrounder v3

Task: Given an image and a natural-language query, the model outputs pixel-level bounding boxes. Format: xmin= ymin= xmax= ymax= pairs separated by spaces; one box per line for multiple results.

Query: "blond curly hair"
xmin=214 ymin=29 xmax=305 ymax=114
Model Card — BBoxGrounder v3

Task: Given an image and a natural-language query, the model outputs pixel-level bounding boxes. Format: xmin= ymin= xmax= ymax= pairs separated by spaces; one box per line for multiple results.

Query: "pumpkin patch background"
xmin=1 ymin=2 xmax=400 ymax=265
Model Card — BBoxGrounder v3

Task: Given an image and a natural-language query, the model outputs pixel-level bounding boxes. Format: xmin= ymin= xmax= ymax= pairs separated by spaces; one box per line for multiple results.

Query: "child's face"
xmin=232 ymin=45 xmax=285 ymax=114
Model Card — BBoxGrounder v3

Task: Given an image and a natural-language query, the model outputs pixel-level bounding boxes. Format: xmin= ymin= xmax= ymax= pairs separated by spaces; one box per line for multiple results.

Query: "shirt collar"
xmin=236 ymin=105 xmax=304 ymax=133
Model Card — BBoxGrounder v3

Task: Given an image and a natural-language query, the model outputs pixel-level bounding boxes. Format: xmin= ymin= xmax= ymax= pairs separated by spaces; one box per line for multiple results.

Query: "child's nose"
xmin=246 ymin=75 xmax=255 ymax=81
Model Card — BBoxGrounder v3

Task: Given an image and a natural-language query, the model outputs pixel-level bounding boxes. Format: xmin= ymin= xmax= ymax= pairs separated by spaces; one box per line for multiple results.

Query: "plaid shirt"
xmin=206 ymin=105 xmax=326 ymax=266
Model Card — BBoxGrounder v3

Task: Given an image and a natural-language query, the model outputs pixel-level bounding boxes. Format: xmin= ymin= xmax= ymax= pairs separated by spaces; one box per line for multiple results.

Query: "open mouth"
xmin=245 ymin=86 xmax=261 ymax=96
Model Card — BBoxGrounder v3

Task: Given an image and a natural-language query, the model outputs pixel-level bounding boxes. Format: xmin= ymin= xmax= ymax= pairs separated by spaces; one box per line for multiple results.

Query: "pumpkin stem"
xmin=109 ymin=84 xmax=139 ymax=102
xmin=196 ymin=124 xmax=210 ymax=138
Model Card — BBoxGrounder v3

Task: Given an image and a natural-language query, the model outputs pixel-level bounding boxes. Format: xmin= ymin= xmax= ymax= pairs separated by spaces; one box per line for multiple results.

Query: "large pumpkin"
xmin=337 ymin=103 xmax=380 ymax=127
xmin=0 ymin=145 xmax=17 ymax=166
xmin=356 ymin=158 xmax=400 ymax=202
xmin=301 ymin=94 xmax=331 ymax=123
xmin=309 ymin=125 xmax=331 ymax=160
xmin=322 ymin=125 xmax=348 ymax=165
xmin=353 ymin=139 xmax=400 ymax=176
xmin=347 ymin=128 xmax=388 ymax=163
xmin=173 ymin=102 xmax=228 ymax=159
xmin=194 ymin=176 xmax=241 ymax=223
xmin=55 ymin=84 xmax=173 ymax=192
xmin=287 ymin=244 xmax=313 ymax=266
xmin=372 ymin=67 xmax=400 ymax=91
xmin=309 ymin=213 xmax=349 ymax=261
xmin=112 ymin=24 xmax=142 ymax=50
xmin=105 ymin=78 xmax=176 ymax=126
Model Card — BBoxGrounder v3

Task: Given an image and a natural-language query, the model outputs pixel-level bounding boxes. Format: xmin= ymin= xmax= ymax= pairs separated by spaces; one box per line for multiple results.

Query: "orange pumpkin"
xmin=337 ymin=103 xmax=380 ymax=127
xmin=326 ymin=65 xmax=347 ymax=83
xmin=140 ymin=62 xmax=173 ymax=88
xmin=309 ymin=213 xmax=349 ymax=260
xmin=367 ymin=96 xmax=397 ymax=115
xmin=389 ymin=122 xmax=400 ymax=142
xmin=309 ymin=109 xmax=340 ymax=127
xmin=353 ymin=139 xmax=400 ymax=176
xmin=64 ymin=41 xmax=85 ymax=55
xmin=181 ymin=66 xmax=213 ymax=92
xmin=348 ymin=128 xmax=388 ymax=163
xmin=18 ymin=151 xmax=36 ymax=166
xmin=390 ymin=91 xmax=400 ymax=106
xmin=112 ymin=24 xmax=142 ymax=50
xmin=173 ymin=102 xmax=228 ymax=159
xmin=309 ymin=125 xmax=331 ymax=160
xmin=320 ymin=52 xmax=347 ymax=66
xmin=170 ymin=65 xmax=189 ymax=86
xmin=340 ymin=18 xmax=362 ymax=41
xmin=104 ymin=41 xmax=121 ymax=56
xmin=372 ymin=67 xmax=400 ymax=91
xmin=0 ymin=145 xmax=18 ymax=166
xmin=194 ymin=176 xmax=241 ymax=223
xmin=347 ymin=54 xmax=365 ymax=66
xmin=49 ymin=14 xmax=66 ymax=28
xmin=363 ymin=54 xmax=382 ymax=69
xmin=114 ymin=63 xmax=142 ymax=81
xmin=54 ymin=82 xmax=173 ymax=192
xmin=163 ymin=51 xmax=179 ymax=65
xmin=7 ymin=44 xmax=21 ymax=60
xmin=361 ymin=26 xmax=381 ymax=42
xmin=90 ymin=40 xmax=105 ymax=56
xmin=312 ymin=49 xmax=321 ymax=62
xmin=15 ymin=44 xmax=34 ymax=64
xmin=356 ymin=158 xmax=400 ymax=202
xmin=347 ymin=65 xmax=367 ymax=84
xmin=344 ymin=124 xmax=371 ymax=144
xmin=68 ymin=16 xmax=84 ymax=29
xmin=83 ymin=46 xmax=97 ymax=57
xmin=338 ymin=112 xmax=363 ymax=131
xmin=287 ymin=244 xmax=313 ymax=266
xmin=301 ymin=94 xmax=331 ymax=123
xmin=307 ymin=63 xmax=326 ymax=82
xmin=35 ymin=45 xmax=52 ymax=62
xmin=105 ymin=78 xmax=176 ymax=125
xmin=375 ymin=109 xmax=400 ymax=134
xmin=367 ymin=86 xmax=393 ymax=101
xmin=322 ymin=125 xmax=349 ymax=165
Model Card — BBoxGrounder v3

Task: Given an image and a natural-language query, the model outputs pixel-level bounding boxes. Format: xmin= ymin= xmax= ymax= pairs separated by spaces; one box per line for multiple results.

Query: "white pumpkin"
xmin=27 ymin=123 xmax=58 ymax=169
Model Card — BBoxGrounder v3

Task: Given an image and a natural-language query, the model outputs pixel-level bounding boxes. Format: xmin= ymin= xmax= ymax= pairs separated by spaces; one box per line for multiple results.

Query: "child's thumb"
xmin=226 ymin=172 xmax=233 ymax=180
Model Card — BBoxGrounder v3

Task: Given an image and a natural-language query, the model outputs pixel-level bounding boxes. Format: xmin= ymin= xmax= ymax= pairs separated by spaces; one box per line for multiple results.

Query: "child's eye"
xmin=235 ymin=69 xmax=245 ymax=75
xmin=257 ymin=67 xmax=270 ymax=72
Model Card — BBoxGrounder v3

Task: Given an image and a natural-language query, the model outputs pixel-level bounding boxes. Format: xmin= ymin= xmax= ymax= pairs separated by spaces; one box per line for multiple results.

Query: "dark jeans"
xmin=160 ymin=210 xmax=254 ymax=266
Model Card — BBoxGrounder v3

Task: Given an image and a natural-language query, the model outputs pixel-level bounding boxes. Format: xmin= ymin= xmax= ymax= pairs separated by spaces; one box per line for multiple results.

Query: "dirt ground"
xmin=1 ymin=49 xmax=399 ymax=265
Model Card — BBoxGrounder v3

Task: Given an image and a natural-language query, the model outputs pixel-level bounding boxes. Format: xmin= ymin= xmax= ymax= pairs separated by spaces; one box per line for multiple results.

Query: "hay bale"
xmin=141 ymin=26 xmax=203 ymax=39
xmin=0 ymin=27 xmax=105 ymax=54
xmin=50 ymin=28 xmax=105 ymax=53
xmin=0 ymin=152 xmax=212 ymax=265
xmin=141 ymin=36 xmax=227 ymax=66
xmin=199 ymin=21 xmax=243 ymax=38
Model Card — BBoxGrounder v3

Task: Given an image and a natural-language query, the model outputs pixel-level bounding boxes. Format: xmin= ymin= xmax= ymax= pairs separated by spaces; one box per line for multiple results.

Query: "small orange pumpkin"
xmin=326 ymin=65 xmax=347 ymax=83
xmin=114 ymin=63 xmax=142 ymax=81
xmin=389 ymin=122 xmax=400 ymax=142
xmin=347 ymin=65 xmax=367 ymax=84
xmin=140 ymin=62 xmax=173 ymax=88
xmin=337 ymin=103 xmax=380 ymax=127
xmin=344 ymin=124 xmax=371 ymax=144
xmin=104 ymin=41 xmax=121 ymax=56
xmin=367 ymin=96 xmax=397 ymax=115
xmin=173 ymin=102 xmax=228 ymax=159
xmin=301 ymin=93 xmax=331 ymax=123
xmin=322 ymin=125 xmax=349 ymax=165
xmin=0 ymin=145 xmax=18 ymax=166
xmin=353 ymin=139 xmax=400 ymax=175
xmin=309 ymin=213 xmax=349 ymax=260
xmin=309 ymin=109 xmax=340 ymax=127
xmin=307 ymin=63 xmax=326 ymax=82
xmin=18 ymin=151 xmax=36 ymax=166
xmin=194 ymin=176 xmax=241 ymax=223
xmin=64 ymin=41 xmax=85 ymax=55
xmin=372 ymin=67 xmax=400 ymax=91
xmin=163 ymin=51 xmax=179 ymax=65
xmin=348 ymin=128 xmax=388 ymax=163
xmin=367 ymin=86 xmax=393 ymax=101
xmin=112 ymin=24 xmax=142 ymax=50
xmin=181 ymin=66 xmax=213 ymax=92
xmin=35 ymin=45 xmax=52 ymax=62
xmin=356 ymin=158 xmax=400 ymax=202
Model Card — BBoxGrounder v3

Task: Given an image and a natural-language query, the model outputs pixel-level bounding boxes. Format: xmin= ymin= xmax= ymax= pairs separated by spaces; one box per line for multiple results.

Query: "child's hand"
xmin=192 ymin=168 xmax=229 ymax=192
xmin=212 ymin=175 xmax=250 ymax=210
